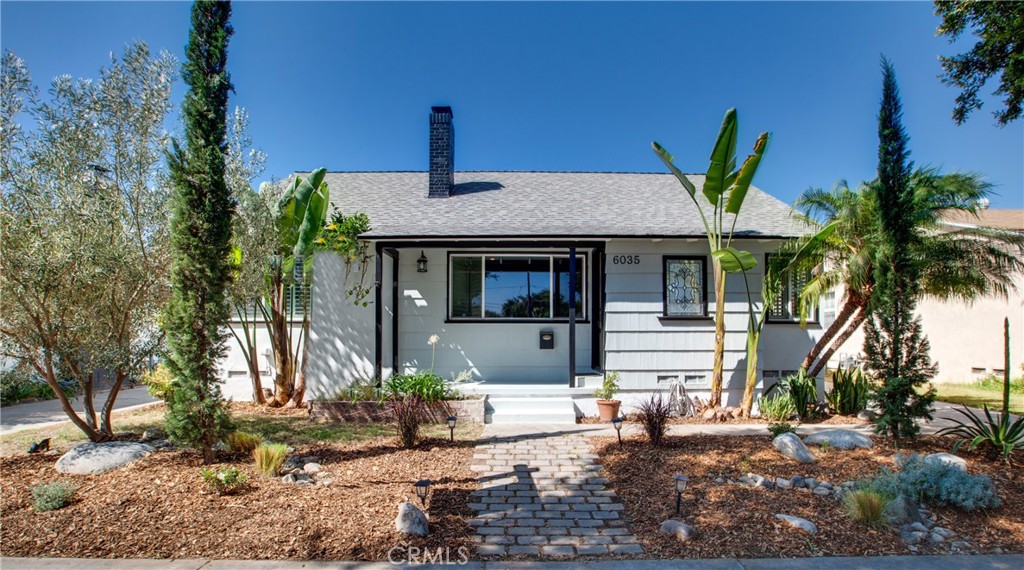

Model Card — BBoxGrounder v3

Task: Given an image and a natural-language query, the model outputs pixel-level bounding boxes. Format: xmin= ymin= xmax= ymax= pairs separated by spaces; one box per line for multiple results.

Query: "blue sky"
xmin=2 ymin=1 xmax=1021 ymax=208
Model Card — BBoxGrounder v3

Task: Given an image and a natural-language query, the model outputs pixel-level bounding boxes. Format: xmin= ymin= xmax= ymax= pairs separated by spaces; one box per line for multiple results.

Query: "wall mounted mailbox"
xmin=539 ymin=331 xmax=554 ymax=349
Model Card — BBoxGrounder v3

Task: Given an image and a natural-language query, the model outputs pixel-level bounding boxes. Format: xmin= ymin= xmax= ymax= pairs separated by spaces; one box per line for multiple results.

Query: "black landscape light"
xmin=612 ymin=416 xmax=623 ymax=444
xmin=674 ymin=474 xmax=689 ymax=515
xmin=447 ymin=415 xmax=457 ymax=442
xmin=414 ymin=479 xmax=431 ymax=507
xmin=417 ymin=251 xmax=429 ymax=273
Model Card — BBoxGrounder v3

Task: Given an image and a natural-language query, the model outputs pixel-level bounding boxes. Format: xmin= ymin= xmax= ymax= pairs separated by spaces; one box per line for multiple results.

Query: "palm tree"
xmin=794 ymin=168 xmax=1024 ymax=377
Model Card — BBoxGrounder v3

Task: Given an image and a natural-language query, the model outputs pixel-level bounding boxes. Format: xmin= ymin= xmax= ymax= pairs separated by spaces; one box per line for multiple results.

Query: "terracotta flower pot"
xmin=596 ymin=399 xmax=621 ymax=422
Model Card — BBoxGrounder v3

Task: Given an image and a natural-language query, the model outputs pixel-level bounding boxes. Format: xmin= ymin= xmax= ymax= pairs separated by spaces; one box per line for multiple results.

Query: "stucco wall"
xmin=830 ymin=278 xmax=1024 ymax=383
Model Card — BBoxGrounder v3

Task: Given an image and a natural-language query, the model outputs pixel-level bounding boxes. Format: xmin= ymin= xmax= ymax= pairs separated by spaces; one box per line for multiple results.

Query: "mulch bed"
xmin=592 ymin=434 xmax=1024 ymax=559
xmin=0 ymin=436 xmax=477 ymax=560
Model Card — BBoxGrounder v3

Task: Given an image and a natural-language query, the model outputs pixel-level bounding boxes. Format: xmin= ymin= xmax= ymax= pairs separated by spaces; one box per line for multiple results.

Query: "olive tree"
xmin=0 ymin=43 xmax=175 ymax=441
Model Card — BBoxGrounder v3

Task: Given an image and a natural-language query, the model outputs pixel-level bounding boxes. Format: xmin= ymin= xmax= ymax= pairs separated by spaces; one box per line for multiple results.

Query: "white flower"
xmin=427 ymin=334 xmax=440 ymax=346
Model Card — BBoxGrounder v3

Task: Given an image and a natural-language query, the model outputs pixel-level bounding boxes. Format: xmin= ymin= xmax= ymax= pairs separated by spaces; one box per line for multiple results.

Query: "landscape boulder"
xmin=772 ymin=432 xmax=815 ymax=463
xmin=660 ymin=519 xmax=699 ymax=542
xmin=923 ymin=453 xmax=967 ymax=472
xmin=803 ymin=429 xmax=873 ymax=450
xmin=55 ymin=441 xmax=154 ymax=475
xmin=885 ymin=494 xmax=924 ymax=525
xmin=395 ymin=501 xmax=429 ymax=537
xmin=775 ymin=514 xmax=818 ymax=535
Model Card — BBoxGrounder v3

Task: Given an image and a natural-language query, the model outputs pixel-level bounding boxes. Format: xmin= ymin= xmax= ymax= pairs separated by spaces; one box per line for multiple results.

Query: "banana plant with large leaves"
xmin=267 ymin=168 xmax=329 ymax=407
xmin=714 ymin=222 xmax=838 ymax=414
xmin=652 ymin=109 xmax=769 ymax=409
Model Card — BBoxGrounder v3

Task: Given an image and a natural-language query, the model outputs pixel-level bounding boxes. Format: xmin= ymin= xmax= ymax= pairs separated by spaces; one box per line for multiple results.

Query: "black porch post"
xmin=374 ymin=242 xmax=383 ymax=385
xmin=391 ymin=250 xmax=400 ymax=377
xmin=568 ymin=246 xmax=577 ymax=387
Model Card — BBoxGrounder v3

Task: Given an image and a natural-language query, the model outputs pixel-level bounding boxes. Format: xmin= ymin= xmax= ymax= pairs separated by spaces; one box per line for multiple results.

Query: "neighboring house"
xmin=829 ymin=207 xmax=1024 ymax=383
xmin=222 ymin=107 xmax=821 ymax=420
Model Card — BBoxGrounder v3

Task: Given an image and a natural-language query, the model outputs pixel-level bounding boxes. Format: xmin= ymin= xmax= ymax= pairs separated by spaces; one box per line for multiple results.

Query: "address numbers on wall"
xmin=611 ymin=255 xmax=640 ymax=265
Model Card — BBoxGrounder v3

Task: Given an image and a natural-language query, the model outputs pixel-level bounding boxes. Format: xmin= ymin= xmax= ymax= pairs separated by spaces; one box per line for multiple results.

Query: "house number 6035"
xmin=612 ymin=255 xmax=640 ymax=265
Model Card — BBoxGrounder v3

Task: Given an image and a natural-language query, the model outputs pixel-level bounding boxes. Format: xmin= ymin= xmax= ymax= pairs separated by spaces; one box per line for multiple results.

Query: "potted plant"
xmin=594 ymin=371 xmax=621 ymax=421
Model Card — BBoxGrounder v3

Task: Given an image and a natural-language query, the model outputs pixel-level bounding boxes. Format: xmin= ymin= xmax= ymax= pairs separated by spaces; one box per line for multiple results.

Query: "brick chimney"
xmin=428 ymin=106 xmax=454 ymax=198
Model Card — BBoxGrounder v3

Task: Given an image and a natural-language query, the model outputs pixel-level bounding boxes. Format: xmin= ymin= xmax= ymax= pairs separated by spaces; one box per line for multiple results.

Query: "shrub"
xmin=199 ymin=466 xmax=248 ymax=495
xmin=141 ymin=363 xmax=174 ymax=400
xmin=785 ymin=372 xmax=820 ymax=420
xmin=862 ymin=454 xmax=1000 ymax=511
xmin=594 ymin=371 xmax=620 ymax=400
xmin=253 ymin=443 xmax=288 ymax=477
xmin=390 ymin=395 xmax=425 ymax=449
xmin=31 ymin=481 xmax=77 ymax=511
xmin=1 ymin=361 xmax=77 ymax=406
xmin=757 ymin=393 xmax=797 ymax=422
xmin=637 ymin=393 xmax=672 ymax=446
xmin=827 ymin=367 xmax=870 ymax=415
xmin=384 ymin=371 xmax=449 ymax=403
xmin=938 ymin=405 xmax=1023 ymax=464
xmin=225 ymin=431 xmax=263 ymax=454
xmin=767 ymin=422 xmax=795 ymax=437
xmin=843 ymin=489 xmax=889 ymax=527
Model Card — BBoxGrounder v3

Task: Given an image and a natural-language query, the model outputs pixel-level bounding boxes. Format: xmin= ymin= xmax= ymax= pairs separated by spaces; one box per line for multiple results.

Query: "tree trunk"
xmin=38 ymin=358 xmax=104 ymax=442
xmin=287 ymin=316 xmax=311 ymax=408
xmin=809 ymin=307 xmax=869 ymax=377
xmin=709 ymin=262 xmax=726 ymax=408
xmin=801 ymin=296 xmax=861 ymax=372
xmin=99 ymin=369 xmax=128 ymax=436
xmin=249 ymin=347 xmax=265 ymax=405
xmin=270 ymin=278 xmax=293 ymax=407
xmin=82 ymin=371 xmax=98 ymax=430
xmin=740 ymin=330 xmax=760 ymax=415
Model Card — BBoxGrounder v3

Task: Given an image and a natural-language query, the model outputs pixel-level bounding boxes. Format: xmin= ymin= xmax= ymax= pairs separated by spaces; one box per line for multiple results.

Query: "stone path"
xmin=468 ymin=431 xmax=644 ymax=558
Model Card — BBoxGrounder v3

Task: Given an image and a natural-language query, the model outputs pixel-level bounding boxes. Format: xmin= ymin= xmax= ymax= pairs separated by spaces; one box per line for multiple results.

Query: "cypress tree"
xmin=163 ymin=0 xmax=235 ymax=463
xmin=863 ymin=57 xmax=936 ymax=446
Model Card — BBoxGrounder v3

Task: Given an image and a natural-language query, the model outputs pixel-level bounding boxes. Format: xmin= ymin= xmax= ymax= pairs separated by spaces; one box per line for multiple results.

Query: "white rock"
xmin=395 ymin=501 xmax=429 ymax=537
xmin=803 ymin=429 xmax=873 ymax=450
xmin=923 ymin=453 xmax=967 ymax=472
xmin=55 ymin=441 xmax=154 ymax=475
xmin=303 ymin=462 xmax=322 ymax=474
xmin=660 ymin=519 xmax=699 ymax=541
xmin=775 ymin=514 xmax=818 ymax=535
xmin=772 ymin=432 xmax=815 ymax=463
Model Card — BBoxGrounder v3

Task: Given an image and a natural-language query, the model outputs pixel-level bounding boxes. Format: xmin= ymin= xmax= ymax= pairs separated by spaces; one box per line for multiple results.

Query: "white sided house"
xmin=227 ymin=107 xmax=822 ymax=421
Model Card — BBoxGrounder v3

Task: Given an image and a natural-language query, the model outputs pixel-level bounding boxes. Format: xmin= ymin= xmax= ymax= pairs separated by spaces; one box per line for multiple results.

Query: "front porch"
xmin=372 ymin=240 xmax=607 ymax=389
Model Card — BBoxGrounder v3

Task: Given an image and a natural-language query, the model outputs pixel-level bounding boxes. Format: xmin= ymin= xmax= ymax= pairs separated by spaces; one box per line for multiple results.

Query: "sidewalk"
xmin=0 ymin=387 xmax=158 ymax=435
xmin=1 ymin=554 xmax=1021 ymax=570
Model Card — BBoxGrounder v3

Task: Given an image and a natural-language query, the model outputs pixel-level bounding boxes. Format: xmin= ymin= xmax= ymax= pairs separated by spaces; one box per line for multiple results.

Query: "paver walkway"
xmin=468 ymin=430 xmax=644 ymax=558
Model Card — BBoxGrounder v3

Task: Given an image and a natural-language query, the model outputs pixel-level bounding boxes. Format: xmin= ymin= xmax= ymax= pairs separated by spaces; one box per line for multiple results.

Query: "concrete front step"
xmin=488 ymin=396 xmax=578 ymax=424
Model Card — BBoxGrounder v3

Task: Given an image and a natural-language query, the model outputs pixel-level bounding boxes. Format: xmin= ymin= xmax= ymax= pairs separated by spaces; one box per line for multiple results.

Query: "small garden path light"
xmin=447 ymin=415 xmax=457 ymax=442
xmin=612 ymin=416 xmax=623 ymax=444
xmin=414 ymin=479 xmax=431 ymax=508
xmin=674 ymin=474 xmax=689 ymax=515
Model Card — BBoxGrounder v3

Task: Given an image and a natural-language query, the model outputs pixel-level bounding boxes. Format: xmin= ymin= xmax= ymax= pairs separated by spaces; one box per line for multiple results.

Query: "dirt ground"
xmin=0 ymin=433 xmax=479 ymax=560
xmin=592 ymin=433 xmax=1024 ymax=559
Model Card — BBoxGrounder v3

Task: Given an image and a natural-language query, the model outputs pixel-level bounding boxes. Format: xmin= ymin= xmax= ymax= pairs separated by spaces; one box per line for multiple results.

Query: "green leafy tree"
xmin=163 ymin=0 xmax=235 ymax=462
xmin=863 ymin=58 xmax=936 ymax=445
xmin=791 ymin=169 xmax=1023 ymax=377
xmin=267 ymin=169 xmax=329 ymax=407
xmin=225 ymin=107 xmax=272 ymax=404
xmin=0 ymin=44 xmax=175 ymax=442
xmin=934 ymin=1 xmax=1024 ymax=125
xmin=653 ymin=109 xmax=769 ymax=408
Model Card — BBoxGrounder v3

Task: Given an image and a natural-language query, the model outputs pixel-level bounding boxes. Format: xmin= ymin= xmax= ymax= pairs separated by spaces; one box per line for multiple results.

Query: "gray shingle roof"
xmin=314 ymin=171 xmax=808 ymax=239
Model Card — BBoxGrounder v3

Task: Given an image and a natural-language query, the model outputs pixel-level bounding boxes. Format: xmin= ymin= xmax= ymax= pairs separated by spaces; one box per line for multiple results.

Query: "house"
xmin=222 ymin=107 xmax=821 ymax=420
xmin=828 ymin=207 xmax=1024 ymax=383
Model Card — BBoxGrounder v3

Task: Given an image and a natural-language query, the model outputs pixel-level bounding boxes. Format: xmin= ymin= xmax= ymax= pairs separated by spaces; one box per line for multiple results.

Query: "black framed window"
xmin=449 ymin=254 xmax=586 ymax=321
xmin=766 ymin=253 xmax=817 ymax=323
xmin=663 ymin=256 xmax=707 ymax=317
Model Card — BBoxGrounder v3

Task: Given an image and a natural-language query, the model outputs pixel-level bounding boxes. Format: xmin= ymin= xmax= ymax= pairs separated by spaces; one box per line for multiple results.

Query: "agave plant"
xmin=938 ymin=405 xmax=1024 ymax=465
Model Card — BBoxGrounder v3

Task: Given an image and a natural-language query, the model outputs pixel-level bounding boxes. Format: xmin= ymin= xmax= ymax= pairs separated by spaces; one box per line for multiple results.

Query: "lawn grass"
xmin=933 ymin=381 xmax=1024 ymax=415
xmin=0 ymin=402 xmax=482 ymax=456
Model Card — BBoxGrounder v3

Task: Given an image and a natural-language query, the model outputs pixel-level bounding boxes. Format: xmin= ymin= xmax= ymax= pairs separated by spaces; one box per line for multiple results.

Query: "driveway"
xmin=0 ymin=387 xmax=158 ymax=435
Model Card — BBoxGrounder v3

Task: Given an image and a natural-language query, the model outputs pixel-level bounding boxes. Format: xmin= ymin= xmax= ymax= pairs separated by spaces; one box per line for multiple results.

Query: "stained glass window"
xmin=663 ymin=257 xmax=706 ymax=317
